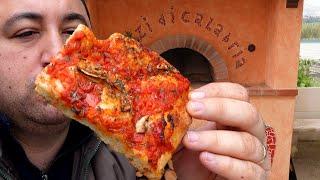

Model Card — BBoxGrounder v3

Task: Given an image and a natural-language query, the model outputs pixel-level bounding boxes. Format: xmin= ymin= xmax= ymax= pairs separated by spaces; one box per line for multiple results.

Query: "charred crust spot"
xmin=114 ymin=79 xmax=125 ymax=92
xmin=136 ymin=175 xmax=148 ymax=180
xmin=93 ymin=64 xmax=103 ymax=71
xmin=127 ymin=47 xmax=136 ymax=53
xmin=70 ymin=91 xmax=81 ymax=103
xmin=168 ymin=66 xmax=178 ymax=73
xmin=8 ymin=86 xmax=12 ymax=89
xmin=80 ymin=107 xmax=87 ymax=117
xmin=156 ymin=63 xmax=169 ymax=70
xmin=160 ymin=123 xmax=165 ymax=142
xmin=71 ymin=107 xmax=81 ymax=115
xmin=167 ymin=114 xmax=175 ymax=129
xmin=162 ymin=116 xmax=167 ymax=128
xmin=156 ymin=62 xmax=178 ymax=74
xmin=160 ymin=132 xmax=165 ymax=142
xmin=96 ymin=106 xmax=102 ymax=112
xmin=120 ymin=96 xmax=131 ymax=112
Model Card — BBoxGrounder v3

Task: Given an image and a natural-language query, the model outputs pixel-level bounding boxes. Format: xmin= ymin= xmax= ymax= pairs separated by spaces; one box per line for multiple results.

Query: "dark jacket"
xmin=0 ymin=123 xmax=136 ymax=180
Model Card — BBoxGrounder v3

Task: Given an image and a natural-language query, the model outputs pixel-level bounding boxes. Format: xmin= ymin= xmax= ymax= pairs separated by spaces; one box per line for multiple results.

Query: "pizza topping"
xmin=165 ymin=114 xmax=175 ymax=129
xmin=120 ymin=96 xmax=131 ymax=112
xmin=35 ymin=25 xmax=191 ymax=179
xmin=156 ymin=63 xmax=170 ymax=70
xmin=164 ymin=170 xmax=177 ymax=180
xmin=167 ymin=160 xmax=174 ymax=170
xmin=54 ymin=79 xmax=64 ymax=93
xmin=136 ymin=115 xmax=149 ymax=133
xmin=71 ymin=106 xmax=81 ymax=115
xmin=70 ymin=91 xmax=81 ymax=103
xmin=114 ymin=79 xmax=126 ymax=92
xmin=85 ymin=93 xmax=100 ymax=107
xmin=147 ymin=63 xmax=153 ymax=73
xmin=77 ymin=59 xmax=108 ymax=80
xmin=164 ymin=160 xmax=177 ymax=180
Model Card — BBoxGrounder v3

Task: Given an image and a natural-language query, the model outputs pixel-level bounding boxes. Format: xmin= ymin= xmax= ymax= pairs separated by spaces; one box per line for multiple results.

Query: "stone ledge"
xmin=293 ymin=119 xmax=320 ymax=141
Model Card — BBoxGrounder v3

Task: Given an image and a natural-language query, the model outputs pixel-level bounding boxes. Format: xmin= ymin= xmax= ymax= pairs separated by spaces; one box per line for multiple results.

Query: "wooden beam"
xmin=287 ymin=0 xmax=299 ymax=8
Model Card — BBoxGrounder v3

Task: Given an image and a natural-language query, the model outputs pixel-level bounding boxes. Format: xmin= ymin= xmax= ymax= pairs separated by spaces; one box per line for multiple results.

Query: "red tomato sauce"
xmin=46 ymin=30 xmax=190 ymax=169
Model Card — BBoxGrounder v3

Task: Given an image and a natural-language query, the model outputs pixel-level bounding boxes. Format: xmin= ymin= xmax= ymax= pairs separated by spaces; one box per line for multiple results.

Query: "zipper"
xmin=41 ymin=172 xmax=48 ymax=180
xmin=82 ymin=141 xmax=101 ymax=180
xmin=0 ymin=167 xmax=12 ymax=180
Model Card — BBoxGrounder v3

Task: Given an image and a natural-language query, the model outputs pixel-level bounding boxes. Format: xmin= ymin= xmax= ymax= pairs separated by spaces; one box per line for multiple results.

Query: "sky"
xmin=304 ymin=0 xmax=320 ymax=16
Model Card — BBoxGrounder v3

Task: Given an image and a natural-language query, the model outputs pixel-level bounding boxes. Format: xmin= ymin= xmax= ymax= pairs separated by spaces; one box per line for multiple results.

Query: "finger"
xmin=191 ymin=119 xmax=217 ymax=131
xmin=190 ymin=82 xmax=249 ymax=102
xmin=187 ymin=98 xmax=266 ymax=141
xmin=199 ymin=152 xmax=267 ymax=180
xmin=183 ymin=130 xmax=265 ymax=164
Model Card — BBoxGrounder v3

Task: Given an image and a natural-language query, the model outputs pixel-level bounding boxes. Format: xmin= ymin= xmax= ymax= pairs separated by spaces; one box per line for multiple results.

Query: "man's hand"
xmin=173 ymin=83 xmax=271 ymax=180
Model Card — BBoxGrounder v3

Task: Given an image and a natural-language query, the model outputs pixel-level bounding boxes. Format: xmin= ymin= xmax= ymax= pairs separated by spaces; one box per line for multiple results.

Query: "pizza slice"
xmin=35 ymin=24 xmax=191 ymax=179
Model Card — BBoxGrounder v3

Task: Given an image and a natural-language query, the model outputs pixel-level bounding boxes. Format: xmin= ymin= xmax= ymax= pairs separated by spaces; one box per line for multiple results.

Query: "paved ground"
xmin=292 ymin=140 xmax=320 ymax=180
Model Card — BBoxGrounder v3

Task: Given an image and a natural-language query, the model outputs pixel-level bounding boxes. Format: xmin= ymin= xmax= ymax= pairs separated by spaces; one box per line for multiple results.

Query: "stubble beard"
xmin=5 ymin=79 xmax=70 ymax=136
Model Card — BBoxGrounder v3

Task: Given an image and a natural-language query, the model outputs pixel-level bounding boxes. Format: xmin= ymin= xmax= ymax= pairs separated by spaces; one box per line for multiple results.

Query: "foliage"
xmin=303 ymin=16 xmax=320 ymax=23
xmin=301 ymin=23 xmax=320 ymax=39
xmin=313 ymin=77 xmax=320 ymax=87
xmin=297 ymin=59 xmax=320 ymax=87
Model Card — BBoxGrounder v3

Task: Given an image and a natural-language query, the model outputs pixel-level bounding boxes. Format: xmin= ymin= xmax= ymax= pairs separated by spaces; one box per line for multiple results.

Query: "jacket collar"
xmin=0 ymin=117 xmax=97 ymax=180
xmin=0 ymin=113 xmax=10 ymax=132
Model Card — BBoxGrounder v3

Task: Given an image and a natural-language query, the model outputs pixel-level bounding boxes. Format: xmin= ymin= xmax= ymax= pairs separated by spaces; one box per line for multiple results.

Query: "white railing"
xmin=295 ymin=87 xmax=320 ymax=119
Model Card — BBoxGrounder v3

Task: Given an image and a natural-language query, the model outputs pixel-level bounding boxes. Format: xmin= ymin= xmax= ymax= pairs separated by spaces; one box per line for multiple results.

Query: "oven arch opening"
xmin=150 ymin=34 xmax=229 ymax=85
xmin=161 ymin=48 xmax=214 ymax=88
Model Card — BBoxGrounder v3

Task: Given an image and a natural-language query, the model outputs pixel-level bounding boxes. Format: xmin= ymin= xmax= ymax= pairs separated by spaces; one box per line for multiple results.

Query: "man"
xmin=0 ymin=0 xmax=271 ymax=179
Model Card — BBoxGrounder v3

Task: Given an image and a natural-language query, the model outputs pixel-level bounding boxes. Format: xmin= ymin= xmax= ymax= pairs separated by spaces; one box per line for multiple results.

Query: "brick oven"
xmin=86 ymin=0 xmax=303 ymax=179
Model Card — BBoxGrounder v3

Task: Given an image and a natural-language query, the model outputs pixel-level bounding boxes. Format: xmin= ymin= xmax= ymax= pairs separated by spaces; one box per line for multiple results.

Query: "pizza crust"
xmin=35 ymin=24 xmax=191 ymax=179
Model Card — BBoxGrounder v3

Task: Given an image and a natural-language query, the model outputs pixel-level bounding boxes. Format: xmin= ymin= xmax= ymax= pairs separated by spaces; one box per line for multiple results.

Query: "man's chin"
xmin=35 ymin=103 xmax=69 ymax=125
xmin=11 ymin=101 xmax=71 ymax=136
xmin=23 ymin=101 xmax=70 ymax=126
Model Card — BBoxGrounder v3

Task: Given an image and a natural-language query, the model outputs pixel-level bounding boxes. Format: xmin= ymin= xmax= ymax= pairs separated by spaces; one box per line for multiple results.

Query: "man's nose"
xmin=41 ymin=31 xmax=63 ymax=67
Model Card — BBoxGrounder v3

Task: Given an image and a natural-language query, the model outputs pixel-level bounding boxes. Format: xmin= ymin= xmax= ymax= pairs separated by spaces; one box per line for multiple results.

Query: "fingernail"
xmin=205 ymin=152 xmax=216 ymax=161
xmin=187 ymin=131 xmax=199 ymax=142
xmin=188 ymin=101 xmax=204 ymax=112
xmin=190 ymin=91 xmax=205 ymax=100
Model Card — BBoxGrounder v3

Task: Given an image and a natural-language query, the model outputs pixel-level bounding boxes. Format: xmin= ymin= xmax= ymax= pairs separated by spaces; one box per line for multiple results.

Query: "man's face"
xmin=0 ymin=0 xmax=90 ymax=133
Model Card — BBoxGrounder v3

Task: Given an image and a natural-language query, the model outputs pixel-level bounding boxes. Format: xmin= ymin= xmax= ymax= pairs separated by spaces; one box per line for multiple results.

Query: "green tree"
xmin=301 ymin=23 xmax=320 ymax=39
xmin=297 ymin=59 xmax=320 ymax=87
